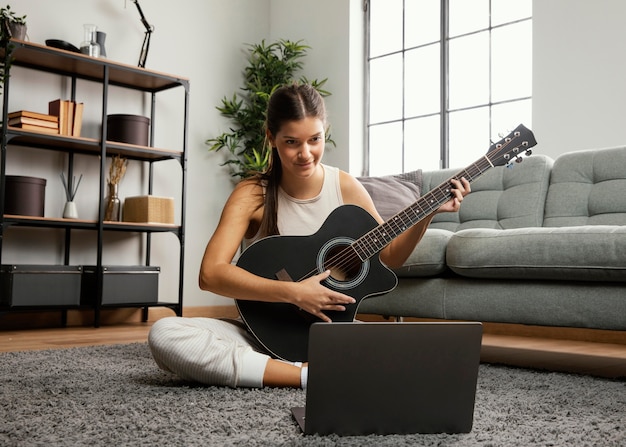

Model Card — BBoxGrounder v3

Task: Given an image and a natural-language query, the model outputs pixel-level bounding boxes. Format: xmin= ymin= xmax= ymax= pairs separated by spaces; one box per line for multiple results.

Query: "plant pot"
xmin=7 ymin=22 xmax=26 ymax=41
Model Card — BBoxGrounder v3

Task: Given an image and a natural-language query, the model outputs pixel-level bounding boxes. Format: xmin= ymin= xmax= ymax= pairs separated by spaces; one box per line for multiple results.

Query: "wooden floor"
xmin=1 ymin=307 xmax=625 ymax=379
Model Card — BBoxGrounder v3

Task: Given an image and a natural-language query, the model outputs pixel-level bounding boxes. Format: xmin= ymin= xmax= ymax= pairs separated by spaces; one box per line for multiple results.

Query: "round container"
xmin=107 ymin=114 xmax=150 ymax=146
xmin=4 ymin=176 xmax=47 ymax=217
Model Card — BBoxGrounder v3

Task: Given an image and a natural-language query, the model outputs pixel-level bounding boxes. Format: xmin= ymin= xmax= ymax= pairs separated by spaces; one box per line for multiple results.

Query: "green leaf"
xmin=206 ymin=38 xmax=332 ymax=179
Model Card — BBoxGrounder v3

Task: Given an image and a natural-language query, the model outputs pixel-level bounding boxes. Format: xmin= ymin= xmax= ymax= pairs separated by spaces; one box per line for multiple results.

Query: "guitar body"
xmin=236 ymin=205 xmax=398 ymax=362
xmin=235 ymin=124 xmax=537 ymax=363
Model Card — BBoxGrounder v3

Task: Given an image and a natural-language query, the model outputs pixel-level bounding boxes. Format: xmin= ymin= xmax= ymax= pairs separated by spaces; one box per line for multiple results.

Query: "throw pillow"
xmin=357 ymin=170 xmax=422 ymax=221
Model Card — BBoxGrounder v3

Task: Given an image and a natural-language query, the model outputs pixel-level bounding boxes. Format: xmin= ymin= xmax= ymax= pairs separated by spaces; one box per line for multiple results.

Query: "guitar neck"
xmin=351 ymin=123 xmax=536 ymax=261
xmin=352 ymin=159 xmax=491 ymax=261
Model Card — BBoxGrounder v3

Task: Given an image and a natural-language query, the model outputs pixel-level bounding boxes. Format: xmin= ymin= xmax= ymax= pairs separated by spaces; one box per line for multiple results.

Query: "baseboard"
xmin=1 ymin=306 xmax=624 ymax=346
xmin=0 ymin=305 xmax=239 ymax=330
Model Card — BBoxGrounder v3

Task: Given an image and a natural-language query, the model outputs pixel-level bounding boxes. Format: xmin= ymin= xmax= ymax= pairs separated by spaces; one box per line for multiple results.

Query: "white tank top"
xmin=277 ymin=164 xmax=344 ymax=236
xmin=242 ymin=164 xmax=344 ymax=249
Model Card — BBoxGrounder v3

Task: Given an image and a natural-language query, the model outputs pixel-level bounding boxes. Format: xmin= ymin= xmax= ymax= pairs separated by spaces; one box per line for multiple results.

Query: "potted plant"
xmin=206 ymin=39 xmax=333 ymax=179
xmin=1 ymin=4 xmax=26 ymax=41
xmin=1 ymin=4 xmax=26 ymax=94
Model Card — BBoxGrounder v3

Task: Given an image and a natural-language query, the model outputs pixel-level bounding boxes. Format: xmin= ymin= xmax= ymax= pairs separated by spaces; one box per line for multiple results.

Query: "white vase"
xmin=63 ymin=201 xmax=78 ymax=219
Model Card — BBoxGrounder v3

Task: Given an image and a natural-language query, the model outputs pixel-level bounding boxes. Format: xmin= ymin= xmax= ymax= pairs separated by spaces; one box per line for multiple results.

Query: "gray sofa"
xmin=359 ymin=146 xmax=626 ymax=332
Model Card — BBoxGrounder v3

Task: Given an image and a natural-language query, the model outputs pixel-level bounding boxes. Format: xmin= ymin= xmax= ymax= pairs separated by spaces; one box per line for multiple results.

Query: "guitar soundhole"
xmin=324 ymin=245 xmax=361 ymax=282
xmin=318 ymin=237 xmax=369 ymax=291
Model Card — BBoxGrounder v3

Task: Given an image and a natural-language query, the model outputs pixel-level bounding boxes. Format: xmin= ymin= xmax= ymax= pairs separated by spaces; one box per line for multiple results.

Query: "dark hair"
xmin=256 ymin=83 xmax=327 ymax=237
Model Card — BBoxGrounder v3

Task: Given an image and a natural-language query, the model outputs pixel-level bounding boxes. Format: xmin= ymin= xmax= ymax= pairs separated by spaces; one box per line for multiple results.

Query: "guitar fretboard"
xmin=352 ymin=136 xmax=527 ymax=261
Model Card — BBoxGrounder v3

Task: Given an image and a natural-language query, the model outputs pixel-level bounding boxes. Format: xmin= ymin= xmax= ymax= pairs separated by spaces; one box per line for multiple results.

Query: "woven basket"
xmin=122 ymin=196 xmax=174 ymax=224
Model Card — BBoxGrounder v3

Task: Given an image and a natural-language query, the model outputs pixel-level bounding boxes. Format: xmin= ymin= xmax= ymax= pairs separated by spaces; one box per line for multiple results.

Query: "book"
xmin=47 ymin=100 xmax=84 ymax=137
xmin=8 ymin=116 xmax=59 ymax=129
xmin=66 ymin=100 xmax=74 ymax=136
xmin=48 ymin=99 xmax=69 ymax=136
xmin=72 ymin=102 xmax=84 ymax=137
xmin=8 ymin=110 xmax=59 ymax=122
xmin=11 ymin=123 xmax=59 ymax=134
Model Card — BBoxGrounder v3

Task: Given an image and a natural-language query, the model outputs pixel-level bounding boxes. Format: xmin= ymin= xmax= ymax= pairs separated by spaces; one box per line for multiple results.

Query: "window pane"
xmin=491 ymin=99 xmax=532 ymax=145
xmin=449 ymin=0 xmax=489 ymax=37
xmin=405 ymin=44 xmax=440 ymax=118
xmin=404 ymin=116 xmax=441 ymax=171
xmin=449 ymin=107 xmax=490 ymax=168
xmin=369 ymin=122 xmax=403 ymax=176
xmin=405 ymin=0 xmax=440 ymax=47
xmin=449 ymin=32 xmax=489 ymax=110
xmin=492 ymin=21 xmax=532 ymax=102
xmin=370 ymin=53 xmax=403 ymax=123
xmin=492 ymin=0 xmax=532 ymax=26
xmin=369 ymin=0 xmax=403 ymax=57
xmin=367 ymin=2 xmax=532 ymax=174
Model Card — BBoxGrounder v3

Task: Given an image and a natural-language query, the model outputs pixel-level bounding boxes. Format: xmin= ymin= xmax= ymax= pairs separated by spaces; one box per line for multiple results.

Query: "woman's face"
xmin=269 ymin=117 xmax=326 ymax=180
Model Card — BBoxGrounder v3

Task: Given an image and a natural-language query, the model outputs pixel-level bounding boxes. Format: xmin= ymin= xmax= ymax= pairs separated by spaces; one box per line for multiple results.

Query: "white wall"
xmin=4 ymin=0 xmax=273 ymax=307
xmin=533 ymin=0 xmax=626 ymax=157
xmin=3 ymin=1 xmax=626 ymax=308
xmin=268 ymin=0 xmax=365 ymax=175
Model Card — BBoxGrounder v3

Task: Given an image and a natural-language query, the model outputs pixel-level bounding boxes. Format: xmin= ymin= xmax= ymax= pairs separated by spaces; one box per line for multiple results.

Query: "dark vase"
xmin=104 ymin=183 xmax=120 ymax=221
xmin=96 ymin=31 xmax=106 ymax=57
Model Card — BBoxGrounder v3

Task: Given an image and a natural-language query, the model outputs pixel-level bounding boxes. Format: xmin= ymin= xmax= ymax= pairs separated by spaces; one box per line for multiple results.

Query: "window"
xmin=366 ymin=0 xmax=532 ymax=175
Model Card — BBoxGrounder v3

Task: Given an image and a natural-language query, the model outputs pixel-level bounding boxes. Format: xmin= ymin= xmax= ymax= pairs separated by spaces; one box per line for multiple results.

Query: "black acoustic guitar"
xmin=236 ymin=124 xmax=537 ymax=362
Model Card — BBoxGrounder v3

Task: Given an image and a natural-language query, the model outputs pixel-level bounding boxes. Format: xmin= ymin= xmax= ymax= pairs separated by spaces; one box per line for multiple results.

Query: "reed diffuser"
xmin=60 ymin=172 xmax=82 ymax=219
xmin=104 ymin=155 xmax=128 ymax=221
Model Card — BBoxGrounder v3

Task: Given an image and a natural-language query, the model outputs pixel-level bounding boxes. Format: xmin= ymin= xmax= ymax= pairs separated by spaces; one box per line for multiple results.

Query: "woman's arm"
xmin=198 ymin=180 xmax=355 ymax=322
xmin=339 ymin=171 xmax=470 ymax=269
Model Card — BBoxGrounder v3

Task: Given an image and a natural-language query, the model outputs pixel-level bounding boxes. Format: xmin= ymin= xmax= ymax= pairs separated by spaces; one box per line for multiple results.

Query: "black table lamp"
xmin=131 ymin=0 xmax=153 ymax=68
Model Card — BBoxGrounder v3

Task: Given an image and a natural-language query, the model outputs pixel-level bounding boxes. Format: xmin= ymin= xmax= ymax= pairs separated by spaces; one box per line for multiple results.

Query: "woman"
xmin=148 ymin=83 xmax=470 ymax=389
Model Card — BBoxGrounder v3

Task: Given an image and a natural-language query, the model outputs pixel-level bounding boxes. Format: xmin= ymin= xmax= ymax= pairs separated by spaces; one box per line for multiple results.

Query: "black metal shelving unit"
xmin=0 ymin=39 xmax=189 ymax=326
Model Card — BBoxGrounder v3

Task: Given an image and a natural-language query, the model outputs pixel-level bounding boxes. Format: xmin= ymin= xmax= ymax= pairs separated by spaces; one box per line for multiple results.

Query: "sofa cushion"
xmin=446 ymin=226 xmax=626 ymax=282
xmin=544 ymin=146 xmax=626 ymax=227
xmin=357 ymin=170 xmax=422 ymax=220
xmin=394 ymin=228 xmax=453 ymax=277
xmin=424 ymin=154 xmax=553 ymax=232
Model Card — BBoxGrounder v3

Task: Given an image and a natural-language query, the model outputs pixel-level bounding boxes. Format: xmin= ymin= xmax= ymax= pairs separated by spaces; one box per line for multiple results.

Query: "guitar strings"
xmin=294 ymin=156 xmax=493 ymax=283
xmin=295 ymin=135 xmax=521 ymax=284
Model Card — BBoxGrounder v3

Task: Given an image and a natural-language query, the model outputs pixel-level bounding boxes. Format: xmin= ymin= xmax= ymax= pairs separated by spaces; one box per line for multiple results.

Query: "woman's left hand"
xmin=437 ymin=177 xmax=471 ymax=213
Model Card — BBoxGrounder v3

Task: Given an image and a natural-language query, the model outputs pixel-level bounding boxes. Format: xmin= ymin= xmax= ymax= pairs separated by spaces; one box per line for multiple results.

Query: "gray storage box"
xmin=81 ymin=265 xmax=159 ymax=305
xmin=0 ymin=265 xmax=82 ymax=307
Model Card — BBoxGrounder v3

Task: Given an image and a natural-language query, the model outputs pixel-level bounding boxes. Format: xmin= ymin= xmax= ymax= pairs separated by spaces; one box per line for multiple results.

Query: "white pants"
xmin=148 ymin=317 xmax=271 ymax=388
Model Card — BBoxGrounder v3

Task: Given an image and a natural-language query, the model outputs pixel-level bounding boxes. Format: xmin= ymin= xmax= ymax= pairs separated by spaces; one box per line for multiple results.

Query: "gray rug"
xmin=0 ymin=343 xmax=624 ymax=446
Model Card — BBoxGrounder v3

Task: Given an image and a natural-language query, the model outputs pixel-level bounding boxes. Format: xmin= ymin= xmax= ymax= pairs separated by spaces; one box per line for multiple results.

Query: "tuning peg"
xmin=525 ymin=149 xmax=533 ymax=156
xmin=515 ymin=156 xmax=523 ymax=164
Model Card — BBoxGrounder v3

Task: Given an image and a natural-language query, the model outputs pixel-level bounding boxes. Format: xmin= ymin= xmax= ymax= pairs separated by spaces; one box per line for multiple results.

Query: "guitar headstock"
xmin=487 ymin=124 xmax=537 ymax=168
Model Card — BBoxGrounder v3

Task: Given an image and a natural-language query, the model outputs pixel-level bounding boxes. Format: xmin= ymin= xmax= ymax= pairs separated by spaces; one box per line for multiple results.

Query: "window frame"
xmin=364 ymin=0 xmax=532 ymax=175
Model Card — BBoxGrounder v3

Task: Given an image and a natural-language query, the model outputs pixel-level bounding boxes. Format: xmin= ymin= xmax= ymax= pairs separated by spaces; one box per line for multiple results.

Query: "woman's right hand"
xmin=291 ymin=270 xmax=356 ymax=322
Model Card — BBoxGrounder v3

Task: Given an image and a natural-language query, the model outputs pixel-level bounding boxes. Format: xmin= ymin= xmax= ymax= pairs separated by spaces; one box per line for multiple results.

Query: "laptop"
xmin=291 ymin=322 xmax=483 ymax=436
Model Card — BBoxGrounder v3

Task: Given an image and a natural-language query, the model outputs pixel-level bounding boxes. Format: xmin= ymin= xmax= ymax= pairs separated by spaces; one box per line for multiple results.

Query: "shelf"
xmin=1 ymin=37 xmax=188 ymax=325
xmin=3 ymin=215 xmax=181 ymax=233
xmin=4 ymin=127 xmax=182 ymax=162
xmin=3 ymin=39 xmax=189 ymax=93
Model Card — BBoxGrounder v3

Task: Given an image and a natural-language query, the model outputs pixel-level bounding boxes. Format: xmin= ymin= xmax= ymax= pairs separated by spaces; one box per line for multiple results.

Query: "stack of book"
xmin=7 ymin=111 xmax=59 ymax=134
xmin=48 ymin=99 xmax=84 ymax=137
